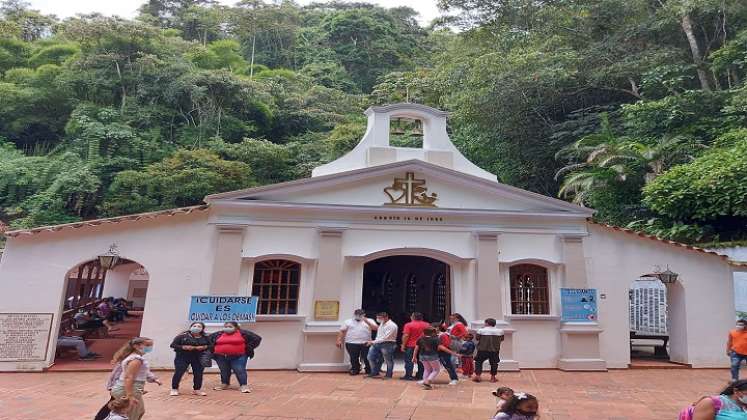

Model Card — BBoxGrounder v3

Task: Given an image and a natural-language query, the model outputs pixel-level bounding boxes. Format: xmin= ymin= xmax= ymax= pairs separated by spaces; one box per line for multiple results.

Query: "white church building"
xmin=0 ymin=103 xmax=744 ymax=372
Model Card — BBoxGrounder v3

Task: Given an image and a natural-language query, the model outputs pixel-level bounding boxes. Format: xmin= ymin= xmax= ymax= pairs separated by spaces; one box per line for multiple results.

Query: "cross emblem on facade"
xmin=383 ymin=172 xmax=438 ymax=207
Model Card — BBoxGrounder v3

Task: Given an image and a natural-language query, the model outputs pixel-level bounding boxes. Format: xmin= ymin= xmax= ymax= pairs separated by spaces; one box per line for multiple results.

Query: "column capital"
xmin=215 ymin=224 xmax=245 ymax=234
xmin=474 ymin=231 xmax=501 ymax=241
xmin=559 ymin=233 xmax=587 ymax=243
xmin=318 ymin=227 xmax=346 ymax=238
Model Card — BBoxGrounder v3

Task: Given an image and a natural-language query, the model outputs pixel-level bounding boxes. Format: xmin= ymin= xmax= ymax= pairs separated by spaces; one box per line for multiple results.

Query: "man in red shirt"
xmin=400 ymin=312 xmax=429 ymax=380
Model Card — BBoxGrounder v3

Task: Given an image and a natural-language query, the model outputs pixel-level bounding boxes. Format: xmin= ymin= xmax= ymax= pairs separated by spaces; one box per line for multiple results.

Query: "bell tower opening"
xmin=389 ymin=117 xmax=423 ymax=148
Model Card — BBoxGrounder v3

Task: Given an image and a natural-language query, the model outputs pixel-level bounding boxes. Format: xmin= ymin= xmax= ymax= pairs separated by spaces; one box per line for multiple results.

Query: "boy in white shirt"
xmin=365 ymin=312 xmax=398 ymax=378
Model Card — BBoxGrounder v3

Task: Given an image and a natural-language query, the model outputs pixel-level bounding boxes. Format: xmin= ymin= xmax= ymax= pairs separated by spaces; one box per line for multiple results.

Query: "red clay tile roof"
xmin=587 ymin=219 xmax=747 ymax=266
xmin=2 ymin=205 xmax=209 ymax=238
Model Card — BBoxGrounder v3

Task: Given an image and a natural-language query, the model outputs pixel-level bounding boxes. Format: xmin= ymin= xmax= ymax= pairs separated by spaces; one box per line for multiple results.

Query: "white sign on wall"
xmin=0 ymin=313 xmax=54 ymax=361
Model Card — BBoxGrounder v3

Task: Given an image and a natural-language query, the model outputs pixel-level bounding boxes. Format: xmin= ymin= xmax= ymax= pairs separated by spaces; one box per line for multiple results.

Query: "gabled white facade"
xmin=0 ymin=103 xmax=739 ymax=373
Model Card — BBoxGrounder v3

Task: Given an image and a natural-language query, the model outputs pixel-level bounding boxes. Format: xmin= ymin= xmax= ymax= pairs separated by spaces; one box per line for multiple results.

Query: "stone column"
xmin=561 ymin=235 xmax=588 ymax=288
xmin=312 ymin=228 xmax=345 ymax=305
xmin=299 ymin=227 xmax=347 ymax=372
xmin=209 ymin=226 xmax=245 ymax=294
xmin=474 ymin=232 xmax=519 ymax=371
xmin=558 ymin=234 xmax=606 ymax=371
xmin=475 ymin=231 xmax=501 ymax=320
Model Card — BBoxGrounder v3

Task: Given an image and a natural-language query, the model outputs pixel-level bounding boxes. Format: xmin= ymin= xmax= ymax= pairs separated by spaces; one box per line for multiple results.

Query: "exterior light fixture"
xmin=654 ymin=265 xmax=678 ymax=284
xmin=98 ymin=244 xmax=120 ymax=270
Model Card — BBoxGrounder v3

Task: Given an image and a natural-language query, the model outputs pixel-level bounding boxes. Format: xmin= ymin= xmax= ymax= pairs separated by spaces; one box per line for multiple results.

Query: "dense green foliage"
xmin=1 ymin=0 xmax=746 ymax=245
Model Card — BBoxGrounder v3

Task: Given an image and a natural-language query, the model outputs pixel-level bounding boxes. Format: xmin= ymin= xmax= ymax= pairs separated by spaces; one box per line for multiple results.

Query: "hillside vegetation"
xmin=1 ymin=0 xmax=746 ymax=245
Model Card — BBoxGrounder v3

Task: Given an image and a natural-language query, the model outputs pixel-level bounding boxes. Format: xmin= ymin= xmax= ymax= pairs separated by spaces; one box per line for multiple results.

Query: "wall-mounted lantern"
xmin=654 ymin=265 xmax=679 ymax=284
xmin=98 ymin=244 xmax=120 ymax=270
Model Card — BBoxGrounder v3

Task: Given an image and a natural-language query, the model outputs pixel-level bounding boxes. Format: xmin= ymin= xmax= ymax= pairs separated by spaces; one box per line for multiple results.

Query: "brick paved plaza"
xmin=0 ymin=368 xmax=734 ymax=420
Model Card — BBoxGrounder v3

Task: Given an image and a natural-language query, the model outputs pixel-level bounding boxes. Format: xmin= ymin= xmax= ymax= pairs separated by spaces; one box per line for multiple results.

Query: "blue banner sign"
xmin=560 ymin=288 xmax=598 ymax=322
xmin=188 ymin=296 xmax=258 ymax=323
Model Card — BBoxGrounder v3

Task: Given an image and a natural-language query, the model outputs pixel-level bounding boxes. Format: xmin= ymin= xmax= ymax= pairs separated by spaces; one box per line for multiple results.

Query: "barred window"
xmin=252 ymin=260 xmax=300 ymax=315
xmin=510 ymin=264 xmax=549 ymax=315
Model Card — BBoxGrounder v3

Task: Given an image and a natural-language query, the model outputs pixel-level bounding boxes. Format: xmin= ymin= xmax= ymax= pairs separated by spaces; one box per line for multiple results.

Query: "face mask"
xmin=376 ymin=318 xmax=384 ymax=324
xmin=738 ymin=325 xmax=745 ymax=330
xmin=223 ymin=327 xmax=236 ymax=333
xmin=190 ymin=326 xmax=203 ymax=334
xmin=142 ymin=346 xmax=153 ymax=354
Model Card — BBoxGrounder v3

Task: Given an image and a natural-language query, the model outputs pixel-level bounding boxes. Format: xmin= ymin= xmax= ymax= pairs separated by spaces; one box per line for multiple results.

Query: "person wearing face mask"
xmin=209 ymin=321 xmax=262 ymax=393
xmin=169 ymin=322 xmax=210 ymax=396
xmin=337 ymin=309 xmax=378 ymax=375
xmin=109 ymin=337 xmax=161 ymax=420
xmin=365 ymin=312 xmax=398 ymax=379
xmin=728 ymin=320 xmax=747 ymax=382
xmin=689 ymin=379 xmax=747 ymax=419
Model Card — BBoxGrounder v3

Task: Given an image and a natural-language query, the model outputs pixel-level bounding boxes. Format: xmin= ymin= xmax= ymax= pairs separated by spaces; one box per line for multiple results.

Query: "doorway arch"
xmin=54 ymin=257 xmax=149 ymax=369
xmin=628 ymin=274 xmax=687 ymax=365
xmin=362 ymin=255 xmax=451 ymax=327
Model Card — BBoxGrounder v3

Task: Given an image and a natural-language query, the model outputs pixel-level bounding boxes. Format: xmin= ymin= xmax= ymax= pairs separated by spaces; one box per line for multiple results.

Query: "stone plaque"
xmin=314 ymin=300 xmax=339 ymax=321
xmin=0 ymin=313 xmax=54 ymax=362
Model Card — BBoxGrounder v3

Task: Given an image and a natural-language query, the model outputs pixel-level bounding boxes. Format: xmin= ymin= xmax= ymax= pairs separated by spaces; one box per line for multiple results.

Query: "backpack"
xmin=678 ymin=396 xmax=722 ymax=420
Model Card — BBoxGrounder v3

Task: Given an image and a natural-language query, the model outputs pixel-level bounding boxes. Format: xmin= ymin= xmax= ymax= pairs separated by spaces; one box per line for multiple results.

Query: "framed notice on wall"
xmin=560 ymin=289 xmax=598 ymax=322
xmin=314 ymin=300 xmax=339 ymax=321
xmin=0 ymin=313 xmax=54 ymax=362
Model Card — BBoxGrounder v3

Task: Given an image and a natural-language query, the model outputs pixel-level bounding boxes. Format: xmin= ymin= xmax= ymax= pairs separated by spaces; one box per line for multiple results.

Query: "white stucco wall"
xmin=586 ymin=224 xmax=734 ymax=368
xmin=0 ymin=206 xmax=736 ymax=371
xmin=0 ymin=211 xmax=215 ymax=371
xmin=101 ymin=262 xmax=139 ymax=299
xmin=712 ymin=247 xmax=747 ymax=313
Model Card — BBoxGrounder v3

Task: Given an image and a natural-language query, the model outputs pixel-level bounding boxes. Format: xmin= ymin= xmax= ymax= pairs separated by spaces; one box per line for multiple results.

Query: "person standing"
xmin=728 ymin=319 xmax=747 ymax=382
xmin=400 ymin=312 xmax=429 ymax=381
xmin=413 ymin=326 xmax=458 ymax=390
xmin=459 ymin=333 xmax=476 ymax=378
xmin=109 ymin=337 xmax=162 ymax=420
xmin=337 ymin=309 xmax=378 ymax=375
xmin=170 ymin=321 xmax=210 ymax=396
xmin=433 ymin=322 xmax=459 ymax=385
xmin=366 ymin=312 xmax=398 ymax=379
xmin=209 ymin=321 xmax=262 ymax=393
xmin=446 ymin=313 xmax=469 ymax=371
xmin=473 ymin=318 xmax=504 ymax=383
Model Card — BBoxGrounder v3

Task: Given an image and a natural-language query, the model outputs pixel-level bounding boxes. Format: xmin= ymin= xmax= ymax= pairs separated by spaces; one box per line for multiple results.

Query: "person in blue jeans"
xmin=433 ymin=322 xmax=459 ymax=385
xmin=729 ymin=320 xmax=747 ymax=381
xmin=209 ymin=321 xmax=262 ymax=393
xmin=366 ymin=312 xmax=399 ymax=378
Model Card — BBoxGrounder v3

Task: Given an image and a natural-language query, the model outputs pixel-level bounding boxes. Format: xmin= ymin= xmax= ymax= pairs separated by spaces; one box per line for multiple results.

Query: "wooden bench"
xmin=630 ymin=331 xmax=669 ymax=359
xmin=60 ymin=300 xmax=107 ymax=340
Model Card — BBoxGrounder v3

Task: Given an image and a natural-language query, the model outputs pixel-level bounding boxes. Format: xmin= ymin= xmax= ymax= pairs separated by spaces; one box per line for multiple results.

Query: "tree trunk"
xmin=680 ymin=14 xmax=713 ymax=92
xmin=114 ymin=61 xmax=126 ymax=112
xmin=249 ymin=33 xmax=256 ymax=80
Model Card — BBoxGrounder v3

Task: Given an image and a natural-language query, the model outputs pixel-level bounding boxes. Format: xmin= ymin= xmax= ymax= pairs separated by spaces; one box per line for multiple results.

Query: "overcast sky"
xmin=28 ymin=1 xmax=442 ymax=26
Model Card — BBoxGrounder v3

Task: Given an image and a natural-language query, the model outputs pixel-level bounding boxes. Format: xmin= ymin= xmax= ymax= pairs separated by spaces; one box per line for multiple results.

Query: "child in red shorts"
xmin=459 ymin=333 xmax=476 ymax=377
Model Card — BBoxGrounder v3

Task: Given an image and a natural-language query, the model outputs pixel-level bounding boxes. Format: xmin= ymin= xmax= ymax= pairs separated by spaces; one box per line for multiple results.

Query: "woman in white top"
xmin=109 ymin=337 xmax=161 ymax=420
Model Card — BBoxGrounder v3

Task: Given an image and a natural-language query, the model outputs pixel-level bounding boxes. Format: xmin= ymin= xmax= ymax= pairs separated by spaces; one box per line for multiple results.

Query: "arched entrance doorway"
xmin=362 ymin=255 xmax=451 ymax=331
xmin=628 ymin=274 xmax=687 ymax=367
xmin=53 ymin=258 xmax=149 ymax=369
